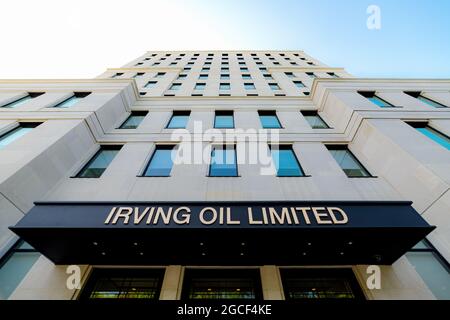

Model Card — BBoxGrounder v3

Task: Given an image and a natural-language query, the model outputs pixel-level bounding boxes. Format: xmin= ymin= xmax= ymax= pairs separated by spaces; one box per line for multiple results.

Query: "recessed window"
xmin=79 ymin=268 xmax=164 ymax=300
xmin=183 ymin=67 xmax=191 ymax=71
xmin=270 ymin=145 xmax=305 ymax=177
xmin=53 ymin=92 xmax=91 ymax=108
xmin=273 ymin=61 xmax=280 ymax=65
xmin=214 ymin=111 xmax=234 ymax=129
xmin=263 ymin=74 xmax=273 ymax=80
xmin=290 ymin=62 xmax=298 ymax=65
xmin=170 ymin=62 xmax=177 ymax=66
xmin=294 ymin=81 xmax=305 ymax=88
xmin=118 ymin=111 xmax=148 ymax=129
xmin=0 ymin=123 xmax=41 ymax=150
xmin=140 ymin=92 xmax=147 ymax=96
xmin=194 ymin=83 xmax=206 ymax=90
xmin=143 ymin=145 xmax=176 ymax=177
xmin=198 ymin=74 xmax=208 ymax=80
xmin=242 ymin=74 xmax=252 ymax=80
xmin=0 ymin=92 xmax=44 ymax=108
xmin=221 ymin=67 xmax=229 ymax=72
xmin=188 ymin=62 xmax=195 ymax=65
xmin=204 ymin=61 xmax=211 ymax=65
xmin=259 ymin=67 xmax=267 ymax=71
xmin=256 ymin=62 xmax=263 ymax=65
xmin=244 ymin=83 xmax=256 ymax=90
xmin=285 ymin=72 xmax=295 ymax=78
xmin=178 ymin=74 xmax=187 ymax=80
xmin=301 ymin=111 xmax=330 ymax=129
xmin=359 ymin=91 xmax=394 ymax=108
xmin=220 ymin=83 xmax=231 ymax=90
xmin=111 ymin=73 xmax=123 ymax=78
xmin=327 ymin=145 xmax=371 ymax=178
xmin=269 ymin=83 xmax=281 ymax=91
xmin=133 ymin=72 xmax=145 ymax=78
xmin=76 ymin=145 xmax=122 ymax=178
xmin=169 ymin=83 xmax=182 ymax=91
xmin=239 ymin=61 xmax=246 ymax=65
xmin=155 ymin=72 xmax=166 ymax=78
xmin=307 ymin=62 xmax=315 ymax=66
xmin=407 ymin=122 xmax=450 ymax=150
xmin=220 ymin=74 xmax=230 ymax=80
xmin=153 ymin=62 xmax=160 ymax=66
xmin=328 ymin=72 xmax=339 ymax=78
xmin=405 ymin=92 xmax=448 ymax=108
xmin=166 ymin=111 xmax=190 ymax=129
xmin=258 ymin=110 xmax=282 ymax=129
xmin=135 ymin=62 xmax=143 ymax=66
xmin=201 ymin=67 xmax=210 ymax=72
xmin=280 ymin=269 xmax=365 ymax=300
xmin=209 ymin=145 xmax=238 ymax=177
xmin=144 ymin=81 xmax=157 ymax=89
xmin=182 ymin=269 xmax=261 ymax=299
xmin=240 ymin=67 xmax=249 ymax=72
xmin=306 ymin=72 xmax=316 ymax=78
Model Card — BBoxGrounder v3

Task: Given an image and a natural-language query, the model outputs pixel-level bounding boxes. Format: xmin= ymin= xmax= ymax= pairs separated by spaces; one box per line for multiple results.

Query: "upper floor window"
xmin=169 ymin=83 xmax=182 ymax=90
xmin=270 ymin=145 xmax=305 ymax=177
xmin=194 ymin=83 xmax=206 ymax=90
xmin=293 ymin=81 xmax=305 ymax=88
xmin=201 ymin=67 xmax=210 ymax=72
xmin=326 ymin=145 xmax=371 ymax=178
xmin=53 ymin=92 xmax=91 ymax=108
xmin=133 ymin=72 xmax=145 ymax=78
xmin=285 ymin=72 xmax=295 ymax=78
xmin=76 ymin=145 xmax=122 ymax=178
xmin=155 ymin=72 xmax=166 ymax=78
xmin=198 ymin=74 xmax=208 ymax=80
xmin=0 ymin=122 xmax=41 ymax=150
xmin=407 ymin=122 xmax=450 ymax=150
xmin=111 ymin=73 xmax=123 ymax=78
xmin=177 ymin=74 xmax=187 ymax=80
xmin=240 ymin=67 xmax=249 ymax=72
xmin=220 ymin=83 xmax=231 ymax=90
xmin=143 ymin=145 xmax=176 ymax=177
xmin=214 ymin=111 xmax=234 ymax=129
xmin=327 ymin=72 xmax=339 ymax=78
xmin=220 ymin=74 xmax=230 ymax=80
xmin=242 ymin=74 xmax=252 ymax=80
xmin=167 ymin=111 xmax=190 ymax=129
xmin=258 ymin=110 xmax=282 ymax=129
xmin=359 ymin=91 xmax=394 ymax=108
xmin=244 ymin=83 xmax=256 ymax=90
xmin=269 ymin=83 xmax=281 ymax=91
xmin=209 ymin=145 xmax=238 ymax=177
xmin=405 ymin=92 xmax=448 ymax=108
xmin=144 ymin=81 xmax=157 ymax=89
xmin=263 ymin=74 xmax=273 ymax=80
xmin=301 ymin=111 xmax=330 ymax=129
xmin=306 ymin=72 xmax=316 ymax=78
xmin=1 ymin=92 xmax=44 ymax=108
xmin=118 ymin=111 xmax=148 ymax=129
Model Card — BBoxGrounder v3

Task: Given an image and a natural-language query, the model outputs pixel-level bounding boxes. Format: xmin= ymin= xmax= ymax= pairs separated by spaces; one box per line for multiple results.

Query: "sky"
xmin=0 ymin=0 xmax=449 ymax=79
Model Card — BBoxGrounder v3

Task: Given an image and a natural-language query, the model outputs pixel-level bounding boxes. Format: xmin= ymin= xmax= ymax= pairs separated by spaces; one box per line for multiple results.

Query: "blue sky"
xmin=0 ymin=0 xmax=449 ymax=78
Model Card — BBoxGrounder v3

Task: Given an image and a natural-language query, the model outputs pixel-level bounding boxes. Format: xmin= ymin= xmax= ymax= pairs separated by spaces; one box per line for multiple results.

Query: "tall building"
xmin=0 ymin=51 xmax=449 ymax=300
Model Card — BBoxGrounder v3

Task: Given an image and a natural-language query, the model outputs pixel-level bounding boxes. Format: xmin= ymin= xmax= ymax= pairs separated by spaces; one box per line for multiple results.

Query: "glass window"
xmin=209 ymin=145 xmax=238 ymax=177
xmin=166 ymin=111 xmax=190 ymax=129
xmin=133 ymin=72 xmax=144 ymax=78
xmin=281 ymin=269 xmax=365 ymax=300
xmin=220 ymin=74 xmax=230 ymax=80
xmin=1 ymin=92 xmax=44 ymax=108
xmin=406 ymin=240 xmax=450 ymax=300
xmin=359 ymin=91 xmax=394 ymax=108
xmin=118 ymin=111 xmax=148 ymax=129
xmin=195 ymin=83 xmax=206 ymax=90
xmin=201 ymin=68 xmax=210 ymax=72
xmin=405 ymin=92 xmax=448 ymax=108
xmin=111 ymin=73 xmax=123 ymax=78
xmin=143 ymin=145 xmax=176 ymax=177
xmin=294 ymin=81 xmax=305 ymax=88
xmin=169 ymin=83 xmax=182 ymax=90
xmin=76 ymin=146 xmax=122 ymax=178
xmin=220 ymin=83 xmax=231 ymax=90
xmin=263 ymin=74 xmax=273 ymax=80
xmin=327 ymin=145 xmax=371 ymax=178
xmin=259 ymin=111 xmax=282 ymax=129
xmin=242 ymin=74 xmax=252 ymax=80
xmin=214 ymin=111 xmax=234 ymax=129
xmin=328 ymin=72 xmax=338 ymax=77
xmin=177 ymin=74 xmax=187 ymax=80
xmin=53 ymin=92 xmax=91 ymax=108
xmin=269 ymin=83 xmax=281 ymax=90
xmin=285 ymin=72 xmax=294 ymax=78
xmin=301 ymin=111 xmax=330 ymax=129
xmin=240 ymin=67 xmax=249 ymax=72
xmin=182 ymin=269 xmax=261 ymax=300
xmin=79 ymin=268 xmax=164 ymax=300
xmin=306 ymin=72 xmax=316 ymax=78
xmin=0 ymin=123 xmax=40 ymax=150
xmin=144 ymin=81 xmax=157 ymax=89
xmin=270 ymin=145 xmax=305 ymax=177
xmin=155 ymin=72 xmax=166 ymax=78
xmin=0 ymin=240 xmax=40 ymax=300
xmin=408 ymin=122 xmax=450 ymax=150
xmin=244 ymin=83 xmax=256 ymax=90
xmin=198 ymin=74 xmax=208 ymax=80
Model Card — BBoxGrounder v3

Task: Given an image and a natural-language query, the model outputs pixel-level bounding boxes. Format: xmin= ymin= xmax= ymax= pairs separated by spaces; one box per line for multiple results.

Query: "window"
xmin=0 ymin=240 xmax=40 ymax=300
xmin=242 ymin=74 xmax=252 ymax=80
xmin=290 ymin=62 xmax=298 ymax=66
xmin=209 ymin=145 xmax=238 ymax=177
xmin=405 ymin=92 xmax=448 ymax=108
xmin=285 ymin=72 xmax=295 ymax=78
xmin=143 ymin=145 xmax=176 ymax=177
xmin=79 ymin=269 xmax=164 ymax=300
xmin=306 ymin=72 xmax=316 ymax=78
xmin=135 ymin=62 xmax=143 ymax=66
xmin=240 ymin=67 xmax=249 ymax=72
xmin=220 ymin=83 xmax=231 ymax=90
xmin=53 ymin=92 xmax=91 ymax=108
xmin=204 ymin=61 xmax=211 ymax=65
xmin=76 ymin=145 xmax=121 ymax=178
xmin=201 ymin=67 xmax=210 ymax=72
xmin=195 ymin=83 xmax=206 ymax=90
xmin=258 ymin=110 xmax=282 ymax=129
xmin=214 ymin=111 xmax=234 ymax=129
xmin=182 ymin=269 xmax=262 ymax=300
xmin=118 ymin=111 xmax=148 ymax=129
xmin=301 ymin=111 xmax=330 ymax=129
xmin=144 ymin=81 xmax=157 ymax=89
xmin=166 ymin=111 xmax=190 ymax=129
xmin=327 ymin=145 xmax=371 ymax=178
xmin=244 ymin=83 xmax=256 ymax=90
xmin=1 ymin=92 xmax=44 ymax=108
xmin=111 ymin=73 xmax=123 ymax=78
xmin=155 ymin=72 xmax=166 ymax=78
xmin=169 ymin=83 xmax=182 ymax=90
xmin=263 ymin=74 xmax=273 ymax=80
xmin=178 ymin=74 xmax=187 ymax=80
xmin=406 ymin=240 xmax=450 ymax=300
xmin=0 ymin=123 xmax=41 ymax=150
xmin=133 ymin=72 xmax=145 ymax=78
xmin=407 ymin=122 xmax=450 ymax=150
xmin=198 ymin=74 xmax=208 ymax=80
xmin=273 ymin=62 xmax=280 ymax=65
xmin=183 ymin=67 xmax=191 ymax=71
xmin=359 ymin=91 xmax=394 ymax=108
xmin=269 ymin=83 xmax=281 ymax=91
xmin=294 ymin=81 xmax=305 ymax=88
xmin=220 ymin=74 xmax=230 ymax=80
xmin=281 ymin=269 xmax=365 ymax=300
xmin=170 ymin=62 xmax=177 ymax=66
xmin=270 ymin=145 xmax=305 ymax=177
xmin=221 ymin=67 xmax=229 ymax=72
xmin=307 ymin=62 xmax=315 ymax=66
xmin=153 ymin=62 xmax=160 ymax=66
xmin=328 ymin=72 xmax=339 ymax=78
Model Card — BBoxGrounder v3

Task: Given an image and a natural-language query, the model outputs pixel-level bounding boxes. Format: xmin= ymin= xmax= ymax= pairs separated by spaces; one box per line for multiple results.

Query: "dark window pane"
xmin=209 ymin=146 xmax=238 ymax=177
xmin=167 ymin=112 xmax=190 ymax=129
xmin=259 ymin=111 xmax=281 ymax=129
xmin=301 ymin=112 xmax=329 ymax=129
xmin=119 ymin=112 xmax=147 ymax=129
xmin=0 ymin=123 xmax=40 ymax=150
xmin=144 ymin=145 xmax=175 ymax=177
xmin=214 ymin=112 xmax=234 ymax=128
xmin=76 ymin=147 xmax=121 ymax=178
xmin=327 ymin=146 xmax=371 ymax=178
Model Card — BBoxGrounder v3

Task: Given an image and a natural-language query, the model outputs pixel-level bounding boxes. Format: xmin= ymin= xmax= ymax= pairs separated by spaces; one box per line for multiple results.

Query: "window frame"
xmin=258 ymin=110 xmax=283 ymax=129
xmin=208 ymin=144 xmax=239 ymax=177
xmin=269 ymin=144 xmax=307 ymax=177
xmin=326 ymin=145 xmax=374 ymax=178
xmin=74 ymin=145 xmax=122 ymax=178
xmin=301 ymin=111 xmax=331 ymax=129
xmin=214 ymin=110 xmax=235 ymax=129
xmin=118 ymin=111 xmax=148 ymax=129
xmin=166 ymin=111 xmax=191 ymax=129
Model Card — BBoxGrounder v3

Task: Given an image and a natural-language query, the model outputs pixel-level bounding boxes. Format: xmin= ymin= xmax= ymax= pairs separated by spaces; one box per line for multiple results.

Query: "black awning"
xmin=10 ymin=201 xmax=435 ymax=266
